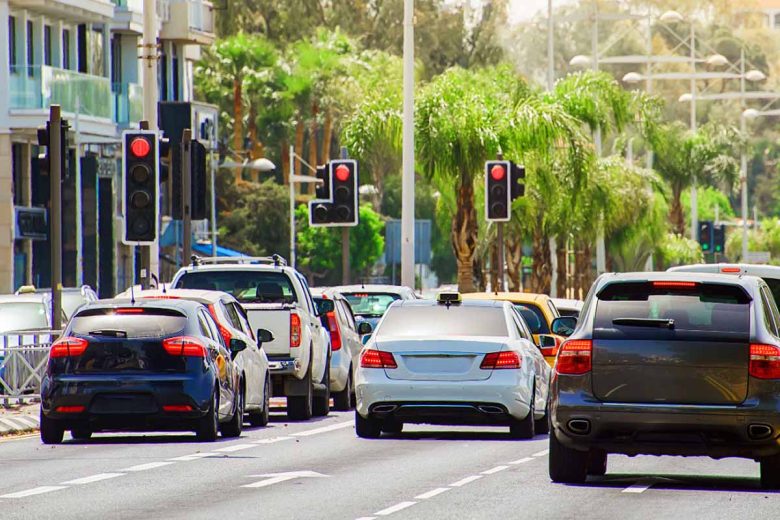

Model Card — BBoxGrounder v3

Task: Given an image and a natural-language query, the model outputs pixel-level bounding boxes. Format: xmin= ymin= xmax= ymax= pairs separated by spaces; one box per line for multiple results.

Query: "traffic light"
xmin=511 ymin=162 xmax=525 ymax=201
xmin=698 ymin=220 xmax=713 ymax=252
xmin=713 ymin=224 xmax=726 ymax=254
xmin=314 ymin=164 xmax=330 ymax=200
xmin=122 ymin=130 xmax=159 ymax=244
xmin=36 ymin=119 xmax=69 ymax=179
xmin=308 ymin=159 xmax=359 ymax=227
xmin=171 ymin=140 xmax=209 ymax=220
xmin=485 ymin=160 xmax=511 ymax=222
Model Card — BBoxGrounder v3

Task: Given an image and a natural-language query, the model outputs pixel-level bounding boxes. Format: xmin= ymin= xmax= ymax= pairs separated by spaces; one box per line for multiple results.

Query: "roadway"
xmin=0 ymin=407 xmax=775 ymax=519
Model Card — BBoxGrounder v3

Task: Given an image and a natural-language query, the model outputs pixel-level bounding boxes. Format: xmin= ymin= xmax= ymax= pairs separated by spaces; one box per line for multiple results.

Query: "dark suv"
xmin=549 ymin=272 xmax=780 ymax=489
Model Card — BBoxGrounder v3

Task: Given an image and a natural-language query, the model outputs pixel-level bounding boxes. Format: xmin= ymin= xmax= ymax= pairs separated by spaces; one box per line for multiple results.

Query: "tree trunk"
xmin=281 ymin=139 xmax=290 ymax=185
xmin=556 ymin=238 xmax=567 ymax=298
xmin=670 ymin=185 xmax=685 ymax=236
xmin=294 ymin=119 xmax=305 ymax=186
xmin=505 ymin=232 xmax=522 ymax=292
xmin=232 ymin=78 xmax=243 ymax=184
xmin=307 ymin=102 xmax=319 ymax=195
xmin=321 ymin=110 xmax=333 ymax=164
xmin=489 ymin=240 xmax=499 ymax=292
xmin=451 ymin=179 xmax=478 ymax=293
xmin=248 ymin=104 xmax=264 ymax=182
xmin=576 ymin=241 xmax=594 ymax=299
xmin=530 ymin=229 xmax=551 ymax=294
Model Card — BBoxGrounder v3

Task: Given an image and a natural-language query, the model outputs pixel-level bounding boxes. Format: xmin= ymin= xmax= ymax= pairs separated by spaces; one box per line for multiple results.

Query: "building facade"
xmin=0 ymin=0 xmax=214 ymax=296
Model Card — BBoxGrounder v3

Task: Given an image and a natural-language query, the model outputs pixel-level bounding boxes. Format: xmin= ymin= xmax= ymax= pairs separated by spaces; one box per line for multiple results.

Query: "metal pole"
xmin=592 ymin=2 xmax=606 ymax=275
xmin=142 ymin=0 xmax=160 ymax=280
xmin=50 ymin=105 xmax=63 ymax=331
xmin=646 ymin=13 xmax=654 ymax=170
xmin=210 ymin=149 xmax=217 ymax=257
xmin=342 ymin=228 xmax=350 ymax=285
xmin=182 ymin=129 xmax=192 ymax=264
xmin=400 ymin=0 xmax=416 ymax=289
xmin=547 ymin=0 xmax=554 ymax=91
xmin=690 ymin=23 xmax=698 ymax=241
xmin=497 ymin=223 xmax=505 ymax=292
xmin=740 ymin=48 xmax=749 ymax=262
xmin=138 ymin=120 xmax=152 ymax=289
xmin=547 ymin=1 xmax=558 ymax=295
xmin=75 ymin=96 xmax=83 ymax=286
xmin=289 ymin=145 xmax=296 ymax=269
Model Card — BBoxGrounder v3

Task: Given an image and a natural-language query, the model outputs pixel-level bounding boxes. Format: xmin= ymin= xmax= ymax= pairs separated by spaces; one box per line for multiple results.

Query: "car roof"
xmin=596 ymin=271 xmax=764 ymax=291
xmin=0 ymin=293 xmax=48 ymax=304
xmin=175 ymin=263 xmax=289 ymax=274
xmin=117 ymin=288 xmax=235 ymax=304
xmin=395 ymin=299 xmax=507 ymax=309
xmin=462 ymin=292 xmax=551 ymax=305
xmin=552 ymin=298 xmax=583 ymax=309
xmin=78 ymin=298 xmax=205 ymax=314
xmin=330 ymin=285 xmax=414 ymax=296
xmin=669 ymin=263 xmax=780 ymax=279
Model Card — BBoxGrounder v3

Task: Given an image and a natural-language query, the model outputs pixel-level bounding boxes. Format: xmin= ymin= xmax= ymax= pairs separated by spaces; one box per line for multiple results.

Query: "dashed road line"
xmin=354 ymin=517 xmax=377 ymax=520
xmin=253 ymin=436 xmax=292 ymax=444
xmin=532 ymin=449 xmax=549 ymax=457
xmin=623 ymin=480 xmax=656 ymax=494
xmin=508 ymin=457 xmax=535 ymax=465
xmin=374 ymin=501 xmax=418 ymax=516
xmin=121 ymin=461 xmax=176 ymax=472
xmin=481 ymin=465 xmax=509 ymax=475
xmin=61 ymin=473 xmax=125 ymax=485
xmin=449 ymin=475 xmax=483 ymax=487
xmin=290 ymin=421 xmax=353 ymax=437
xmin=1 ymin=486 xmax=68 ymax=499
xmin=414 ymin=487 xmax=450 ymax=500
xmin=168 ymin=452 xmax=219 ymax=461
xmin=215 ymin=443 xmax=256 ymax=452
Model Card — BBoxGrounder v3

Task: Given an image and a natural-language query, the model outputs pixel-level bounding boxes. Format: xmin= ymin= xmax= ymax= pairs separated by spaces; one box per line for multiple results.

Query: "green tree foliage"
xmin=656 ymin=233 xmax=705 ymax=269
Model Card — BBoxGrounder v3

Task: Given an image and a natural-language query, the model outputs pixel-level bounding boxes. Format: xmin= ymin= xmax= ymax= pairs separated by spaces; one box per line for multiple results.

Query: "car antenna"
xmin=130 ymin=284 xmax=136 ymax=305
xmin=161 ymin=283 xmax=167 ymax=294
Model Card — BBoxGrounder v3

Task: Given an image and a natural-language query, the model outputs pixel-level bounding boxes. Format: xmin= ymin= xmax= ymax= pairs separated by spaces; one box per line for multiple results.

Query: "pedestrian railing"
xmin=0 ymin=330 xmax=60 ymax=406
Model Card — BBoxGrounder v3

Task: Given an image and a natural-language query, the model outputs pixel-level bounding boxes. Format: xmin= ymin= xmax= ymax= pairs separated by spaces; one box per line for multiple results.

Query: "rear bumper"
xmin=267 ymin=356 xmax=302 ymax=376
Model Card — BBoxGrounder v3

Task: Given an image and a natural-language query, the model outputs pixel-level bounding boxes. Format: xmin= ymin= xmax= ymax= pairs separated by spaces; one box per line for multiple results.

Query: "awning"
xmin=192 ymin=242 xmax=248 ymax=257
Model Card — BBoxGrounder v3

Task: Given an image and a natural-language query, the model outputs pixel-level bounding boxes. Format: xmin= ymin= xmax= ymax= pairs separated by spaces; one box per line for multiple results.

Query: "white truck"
xmin=170 ymin=256 xmax=331 ymax=420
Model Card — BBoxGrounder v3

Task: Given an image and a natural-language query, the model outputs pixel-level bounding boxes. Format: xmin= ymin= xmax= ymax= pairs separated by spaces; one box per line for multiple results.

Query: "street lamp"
xmin=287 ymin=146 xmax=324 ymax=269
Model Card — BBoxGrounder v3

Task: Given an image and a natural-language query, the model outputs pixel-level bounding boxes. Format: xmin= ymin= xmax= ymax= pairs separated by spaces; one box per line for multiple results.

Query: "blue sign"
xmin=385 ymin=219 xmax=432 ymax=265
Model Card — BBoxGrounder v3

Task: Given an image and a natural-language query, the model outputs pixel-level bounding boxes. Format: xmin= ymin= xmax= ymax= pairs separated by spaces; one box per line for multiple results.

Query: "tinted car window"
xmin=222 ymin=301 xmax=242 ymax=330
xmin=760 ymin=287 xmax=779 ymax=336
xmin=377 ymin=306 xmax=509 ymax=337
xmin=513 ymin=304 xmax=549 ymax=334
xmin=343 ymin=293 xmax=401 ymax=317
xmin=0 ymin=302 xmax=48 ymax=332
xmin=764 ymin=278 xmax=780 ymax=307
xmin=70 ymin=309 xmax=187 ymax=338
xmin=176 ymin=271 xmax=297 ymax=304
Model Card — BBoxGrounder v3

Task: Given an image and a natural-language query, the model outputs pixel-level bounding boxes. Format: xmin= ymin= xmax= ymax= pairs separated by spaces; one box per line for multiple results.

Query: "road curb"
xmin=0 ymin=414 xmax=40 ymax=435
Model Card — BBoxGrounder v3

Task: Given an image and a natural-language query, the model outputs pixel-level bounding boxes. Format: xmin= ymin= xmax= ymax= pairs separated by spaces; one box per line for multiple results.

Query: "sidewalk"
xmin=0 ymin=400 xmax=40 ymax=435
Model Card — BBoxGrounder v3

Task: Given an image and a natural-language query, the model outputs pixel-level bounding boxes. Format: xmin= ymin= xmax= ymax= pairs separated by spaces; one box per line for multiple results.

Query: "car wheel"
xmin=549 ymin=430 xmax=589 ymax=484
xmin=221 ymin=386 xmax=244 ymax=438
xmin=760 ymin=454 xmax=780 ymax=489
xmin=249 ymin=376 xmax=270 ymax=427
xmin=71 ymin=428 xmax=92 ymax=441
xmin=40 ymin=411 xmax=64 ymax=445
xmin=382 ymin=420 xmax=403 ymax=435
xmin=196 ymin=392 xmax=219 ymax=442
xmin=587 ymin=449 xmax=608 ymax=476
xmin=355 ymin=410 xmax=382 ymax=439
xmin=332 ymin=368 xmax=353 ymax=411
xmin=312 ymin=362 xmax=331 ymax=417
xmin=534 ymin=395 xmax=550 ymax=435
xmin=509 ymin=389 xmax=536 ymax=440
xmin=287 ymin=365 xmax=313 ymax=421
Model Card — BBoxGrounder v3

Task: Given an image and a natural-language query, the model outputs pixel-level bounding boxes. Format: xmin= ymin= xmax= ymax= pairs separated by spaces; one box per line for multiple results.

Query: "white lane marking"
xmin=215 ymin=443 xmax=256 ymax=452
xmin=168 ymin=452 xmax=219 ymax=461
xmin=1 ymin=486 xmax=68 ymax=498
xmin=253 ymin=436 xmax=293 ymax=444
xmin=415 ymin=487 xmax=450 ymax=500
xmin=481 ymin=465 xmax=509 ymax=475
xmin=121 ymin=461 xmax=176 ymax=472
xmin=374 ymin=502 xmax=417 ymax=516
xmin=290 ymin=421 xmax=353 ymax=437
xmin=532 ymin=449 xmax=549 ymax=457
xmin=355 ymin=517 xmax=377 ymax=520
xmin=508 ymin=457 xmax=534 ymax=465
xmin=623 ymin=480 xmax=655 ymax=494
xmin=449 ymin=475 xmax=483 ymax=487
xmin=61 ymin=473 xmax=125 ymax=485
xmin=242 ymin=471 xmax=329 ymax=489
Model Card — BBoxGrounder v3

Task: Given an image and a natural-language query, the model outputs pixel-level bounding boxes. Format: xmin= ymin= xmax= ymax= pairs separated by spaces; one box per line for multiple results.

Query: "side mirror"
xmin=229 ymin=338 xmax=248 ymax=358
xmin=551 ymin=316 xmax=577 ymax=337
xmin=256 ymin=329 xmax=274 ymax=344
xmin=315 ymin=298 xmax=335 ymax=317
xmin=537 ymin=334 xmax=560 ymax=357
xmin=357 ymin=322 xmax=373 ymax=336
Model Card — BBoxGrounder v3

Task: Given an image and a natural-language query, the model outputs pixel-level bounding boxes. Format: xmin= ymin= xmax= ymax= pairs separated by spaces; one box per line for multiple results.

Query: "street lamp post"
xmin=287 ymin=146 xmax=324 ymax=270
xmin=401 ymin=0 xmax=415 ymax=289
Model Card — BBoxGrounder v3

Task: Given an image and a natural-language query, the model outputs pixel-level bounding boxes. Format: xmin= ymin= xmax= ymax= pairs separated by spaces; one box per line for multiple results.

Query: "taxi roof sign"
xmin=437 ymin=292 xmax=462 ymax=305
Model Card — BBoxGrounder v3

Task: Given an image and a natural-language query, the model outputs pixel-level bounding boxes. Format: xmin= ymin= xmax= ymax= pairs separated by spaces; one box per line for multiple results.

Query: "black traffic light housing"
xmin=713 ymin=224 xmax=725 ymax=254
xmin=698 ymin=220 xmax=713 ymax=252
xmin=122 ymin=130 xmax=159 ymax=244
xmin=511 ymin=163 xmax=525 ymax=200
xmin=485 ymin=160 xmax=511 ymax=222
xmin=309 ymin=159 xmax=359 ymax=227
xmin=170 ymin=140 xmax=208 ymax=220
xmin=36 ymin=120 xmax=70 ymax=179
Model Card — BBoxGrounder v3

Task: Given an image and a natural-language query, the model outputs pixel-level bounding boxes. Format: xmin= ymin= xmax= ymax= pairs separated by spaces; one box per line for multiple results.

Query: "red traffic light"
xmin=490 ymin=164 xmax=506 ymax=181
xmin=335 ymin=164 xmax=351 ymax=182
xmin=130 ymin=137 xmax=151 ymax=158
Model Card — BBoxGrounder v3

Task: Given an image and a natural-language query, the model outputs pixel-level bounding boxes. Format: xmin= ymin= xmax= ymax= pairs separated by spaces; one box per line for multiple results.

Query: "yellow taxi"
xmin=462 ymin=292 xmax=563 ymax=366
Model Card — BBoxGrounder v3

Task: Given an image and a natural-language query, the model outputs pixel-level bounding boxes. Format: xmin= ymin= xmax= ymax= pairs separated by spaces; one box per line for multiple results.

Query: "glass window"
xmin=26 ymin=21 xmax=33 ymax=75
xmin=513 ymin=304 xmax=550 ymax=334
xmin=342 ymin=292 xmax=401 ymax=317
xmin=760 ymin=287 xmax=779 ymax=336
xmin=338 ymin=300 xmax=356 ymax=330
xmin=376 ymin=305 xmax=509 ymax=338
xmin=43 ymin=25 xmax=51 ymax=66
xmin=197 ymin=312 xmax=212 ymax=339
xmin=233 ymin=303 xmax=254 ymax=339
xmin=175 ymin=270 xmax=297 ymax=304
xmin=62 ymin=29 xmax=71 ymax=69
xmin=511 ymin=310 xmax=532 ymax=340
xmin=0 ymin=302 xmax=48 ymax=333
xmin=203 ymin=311 xmax=225 ymax=348
xmin=70 ymin=311 xmax=187 ymax=338
xmin=9 ymin=17 xmax=16 ymax=72
xmin=222 ymin=301 xmax=242 ymax=330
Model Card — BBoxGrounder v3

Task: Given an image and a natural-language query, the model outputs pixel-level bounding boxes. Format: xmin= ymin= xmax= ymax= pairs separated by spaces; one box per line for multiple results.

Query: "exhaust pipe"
xmin=567 ymin=419 xmax=591 ymax=435
xmin=748 ymin=424 xmax=773 ymax=440
xmin=372 ymin=404 xmax=398 ymax=414
xmin=477 ymin=405 xmax=505 ymax=414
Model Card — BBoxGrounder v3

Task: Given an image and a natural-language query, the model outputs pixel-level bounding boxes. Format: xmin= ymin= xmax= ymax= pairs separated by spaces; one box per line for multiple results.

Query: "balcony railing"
xmin=114 ymin=82 xmax=144 ymax=125
xmin=10 ymin=66 xmax=113 ymax=119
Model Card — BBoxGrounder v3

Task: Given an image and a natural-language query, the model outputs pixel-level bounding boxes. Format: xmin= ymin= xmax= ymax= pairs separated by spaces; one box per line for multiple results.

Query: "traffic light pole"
xmin=139 ymin=120 xmax=152 ymax=289
xmin=50 ymin=105 xmax=63 ymax=331
xmin=497 ymin=222 xmax=505 ymax=292
xmin=182 ymin=129 xmax=192 ymax=264
xmin=341 ymin=147 xmax=351 ymax=285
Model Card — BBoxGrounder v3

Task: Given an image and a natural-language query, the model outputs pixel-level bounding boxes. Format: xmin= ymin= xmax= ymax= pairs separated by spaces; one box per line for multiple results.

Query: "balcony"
xmin=10 ymin=66 xmax=113 ymax=120
xmin=114 ymin=83 xmax=144 ymax=126
xmin=160 ymin=0 xmax=216 ymax=46
xmin=112 ymin=0 xmax=144 ymax=34
xmin=9 ymin=0 xmax=114 ymax=23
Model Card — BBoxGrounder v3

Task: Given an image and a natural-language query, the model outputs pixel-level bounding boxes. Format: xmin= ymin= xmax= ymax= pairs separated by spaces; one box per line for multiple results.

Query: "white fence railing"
xmin=0 ymin=330 xmax=60 ymax=406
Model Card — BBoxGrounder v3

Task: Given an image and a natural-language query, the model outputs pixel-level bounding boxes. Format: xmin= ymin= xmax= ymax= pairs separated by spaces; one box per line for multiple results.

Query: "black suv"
xmin=549 ymin=272 xmax=780 ymax=489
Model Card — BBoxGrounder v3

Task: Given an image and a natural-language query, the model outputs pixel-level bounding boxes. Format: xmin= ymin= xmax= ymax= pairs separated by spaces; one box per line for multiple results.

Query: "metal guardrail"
xmin=0 ymin=330 xmax=61 ymax=406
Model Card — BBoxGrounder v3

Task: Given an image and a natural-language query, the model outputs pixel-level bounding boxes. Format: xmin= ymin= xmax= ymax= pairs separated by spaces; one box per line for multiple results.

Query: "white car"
xmin=354 ymin=294 xmax=551 ymax=439
xmin=551 ymin=298 xmax=584 ymax=318
xmin=668 ymin=263 xmax=780 ymax=304
xmin=330 ymin=284 xmax=418 ymax=332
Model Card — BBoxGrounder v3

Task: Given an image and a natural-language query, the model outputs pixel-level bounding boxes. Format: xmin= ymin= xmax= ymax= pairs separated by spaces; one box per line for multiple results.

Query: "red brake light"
xmin=130 ymin=137 xmax=151 ymax=158
xmin=360 ymin=349 xmax=397 ymax=369
xmin=162 ymin=336 xmax=207 ymax=357
xmin=290 ymin=313 xmax=302 ymax=348
xmin=56 ymin=405 xmax=85 ymax=413
xmin=555 ymin=339 xmax=592 ymax=375
xmin=490 ymin=164 xmax=506 ymax=181
xmin=163 ymin=404 xmax=193 ymax=412
xmin=207 ymin=305 xmax=233 ymax=345
xmin=750 ymin=343 xmax=780 ymax=379
xmin=652 ymin=281 xmax=697 ymax=288
xmin=115 ymin=308 xmax=145 ymax=314
xmin=326 ymin=312 xmax=342 ymax=351
xmin=480 ymin=351 xmax=521 ymax=369
xmin=50 ymin=337 xmax=89 ymax=358
xmin=721 ymin=267 xmax=741 ymax=273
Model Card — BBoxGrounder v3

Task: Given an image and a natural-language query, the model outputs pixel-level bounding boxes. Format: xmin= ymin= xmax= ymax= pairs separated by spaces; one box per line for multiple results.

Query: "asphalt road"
xmin=0 ymin=406 xmax=776 ymax=520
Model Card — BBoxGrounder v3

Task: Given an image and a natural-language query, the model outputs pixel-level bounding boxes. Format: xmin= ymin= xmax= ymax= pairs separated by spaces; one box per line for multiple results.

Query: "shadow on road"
xmin=579 ymin=473 xmax=772 ymax=493
xmin=384 ymin=430 xmax=550 ymax=442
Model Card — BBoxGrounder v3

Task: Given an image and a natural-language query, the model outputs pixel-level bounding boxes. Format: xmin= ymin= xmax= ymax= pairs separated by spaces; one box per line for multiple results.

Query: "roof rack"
xmin=190 ymin=254 xmax=288 ymax=267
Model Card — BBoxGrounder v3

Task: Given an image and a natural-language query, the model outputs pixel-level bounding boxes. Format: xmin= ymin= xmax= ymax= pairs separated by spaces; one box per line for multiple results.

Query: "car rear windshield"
xmin=70 ymin=308 xmax=188 ymax=338
xmin=513 ymin=304 xmax=549 ymax=334
xmin=175 ymin=271 xmax=297 ymax=304
xmin=343 ymin=292 xmax=400 ymax=317
xmin=377 ymin=305 xmax=509 ymax=337
xmin=595 ymin=282 xmax=751 ymax=335
xmin=0 ymin=302 xmax=48 ymax=333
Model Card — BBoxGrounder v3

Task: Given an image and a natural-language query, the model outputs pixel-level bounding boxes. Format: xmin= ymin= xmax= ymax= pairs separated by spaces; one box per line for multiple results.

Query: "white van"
xmin=668 ymin=263 xmax=780 ymax=303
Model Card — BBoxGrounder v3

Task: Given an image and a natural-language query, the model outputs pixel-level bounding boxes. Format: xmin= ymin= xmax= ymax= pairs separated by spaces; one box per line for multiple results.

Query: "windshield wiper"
xmin=612 ymin=318 xmax=675 ymax=329
xmin=88 ymin=330 xmax=128 ymax=338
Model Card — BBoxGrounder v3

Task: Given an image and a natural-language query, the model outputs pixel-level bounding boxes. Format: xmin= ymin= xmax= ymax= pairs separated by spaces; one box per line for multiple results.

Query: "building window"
xmin=159 ymin=50 xmax=168 ymax=101
xmin=9 ymin=16 xmax=16 ymax=73
xmin=44 ymin=25 xmax=52 ymax=66
xmin=172 ymin=45 xmax=179 ymax=101
xmin=63 ymin=29 xmax=71 ymax=69
xmin=774 ymin=13 xmax=780 ymax=29
xmin=89 ymin=27 xmax=104 ymax=76
xmin=77 ymin=25 xmax=87 ymax=73
xmin=110 ymin=34 xmax=121 ymax=85
xmin=26 ymin=20 xmax=34 ymax=76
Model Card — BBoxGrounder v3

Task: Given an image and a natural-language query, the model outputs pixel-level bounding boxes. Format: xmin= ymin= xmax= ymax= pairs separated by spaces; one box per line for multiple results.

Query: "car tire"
xmin=71 ymin=428 xmax=92 ymax=441
xmin=355 ymin=410 xmax=382 ymax=439
xmin=549 ymin=430 xmax=589 ymax=484
xmin=382 ymin=420 xmax=403 ymax=435
xmin=333 ymin=368 xmax=353 ymax=411
xmin=221 ymin=387 xmax=244 ymax=438
xmin=287 ymin=365 xmax=313 ymax=421
xmin=760 ymin=454 xmax=780 ymax=489
xmin=509 ymin=390 xmax=536 ymax=440
xmin=40 ymin=411 xmax=64 ymax=445
xmin=313 ymin=362 xmax=331 ymax=417
xmin=587 ymin=449 xmax=608 ymax=476
xmin=534 ymin=396 xmax=550 ymax=435
xmin=249 ymin=377 xmax=271 ymax=427
xmin=196 ymin=392 xmax=219 ymax=442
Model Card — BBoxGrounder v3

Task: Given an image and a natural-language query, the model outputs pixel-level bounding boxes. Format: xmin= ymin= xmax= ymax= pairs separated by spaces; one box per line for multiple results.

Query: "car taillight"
xmin=360 ymin=349 xmax=397 ymax=369
xmin=50 ymin=337 xmax=89 ymax=358
xmin=290 ymin=313 xmax=302 ymax=348
xmin=750 ymin=343 xmax=780 ymax=379
xmin=56 ymin=405 xmax=85 ymax=413
xmin=163 ymin=404 xmax=193 ymax=412
xmin=555 ymin=339 xmax=592 ymax=375
xmin=480 ymin=351 xmax=521 ymax=369
xmin=652 ymin=281 xmax=697 ymax=288
xmin=326 ymin=312 xmax=342 ymax=351
xmin=208 ymin=304 xmax=233 ymax=345
xmin=162 ymin=336 xmax=207 ymax=357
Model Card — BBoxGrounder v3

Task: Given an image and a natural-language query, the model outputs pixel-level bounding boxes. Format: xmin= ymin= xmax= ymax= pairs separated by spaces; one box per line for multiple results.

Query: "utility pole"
xmin=401 ymin=0 xmax=415 ymax=289
xmin=182 ymin=130 xmax=192 ymax=264
xmin=689 ymin=23 xmax=698 ymax=242
xmin=50 ymin=105 xmax=63 ymax=331
xmin=341 ymin=146 xmax=351 ymax=285
xmin=547 ymin=0 xmax=558 ymax=296
xmin=289 ymin=144 xmax=296 ymax=269
xmin=142 ymin=0 xmax=159 ymax=281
